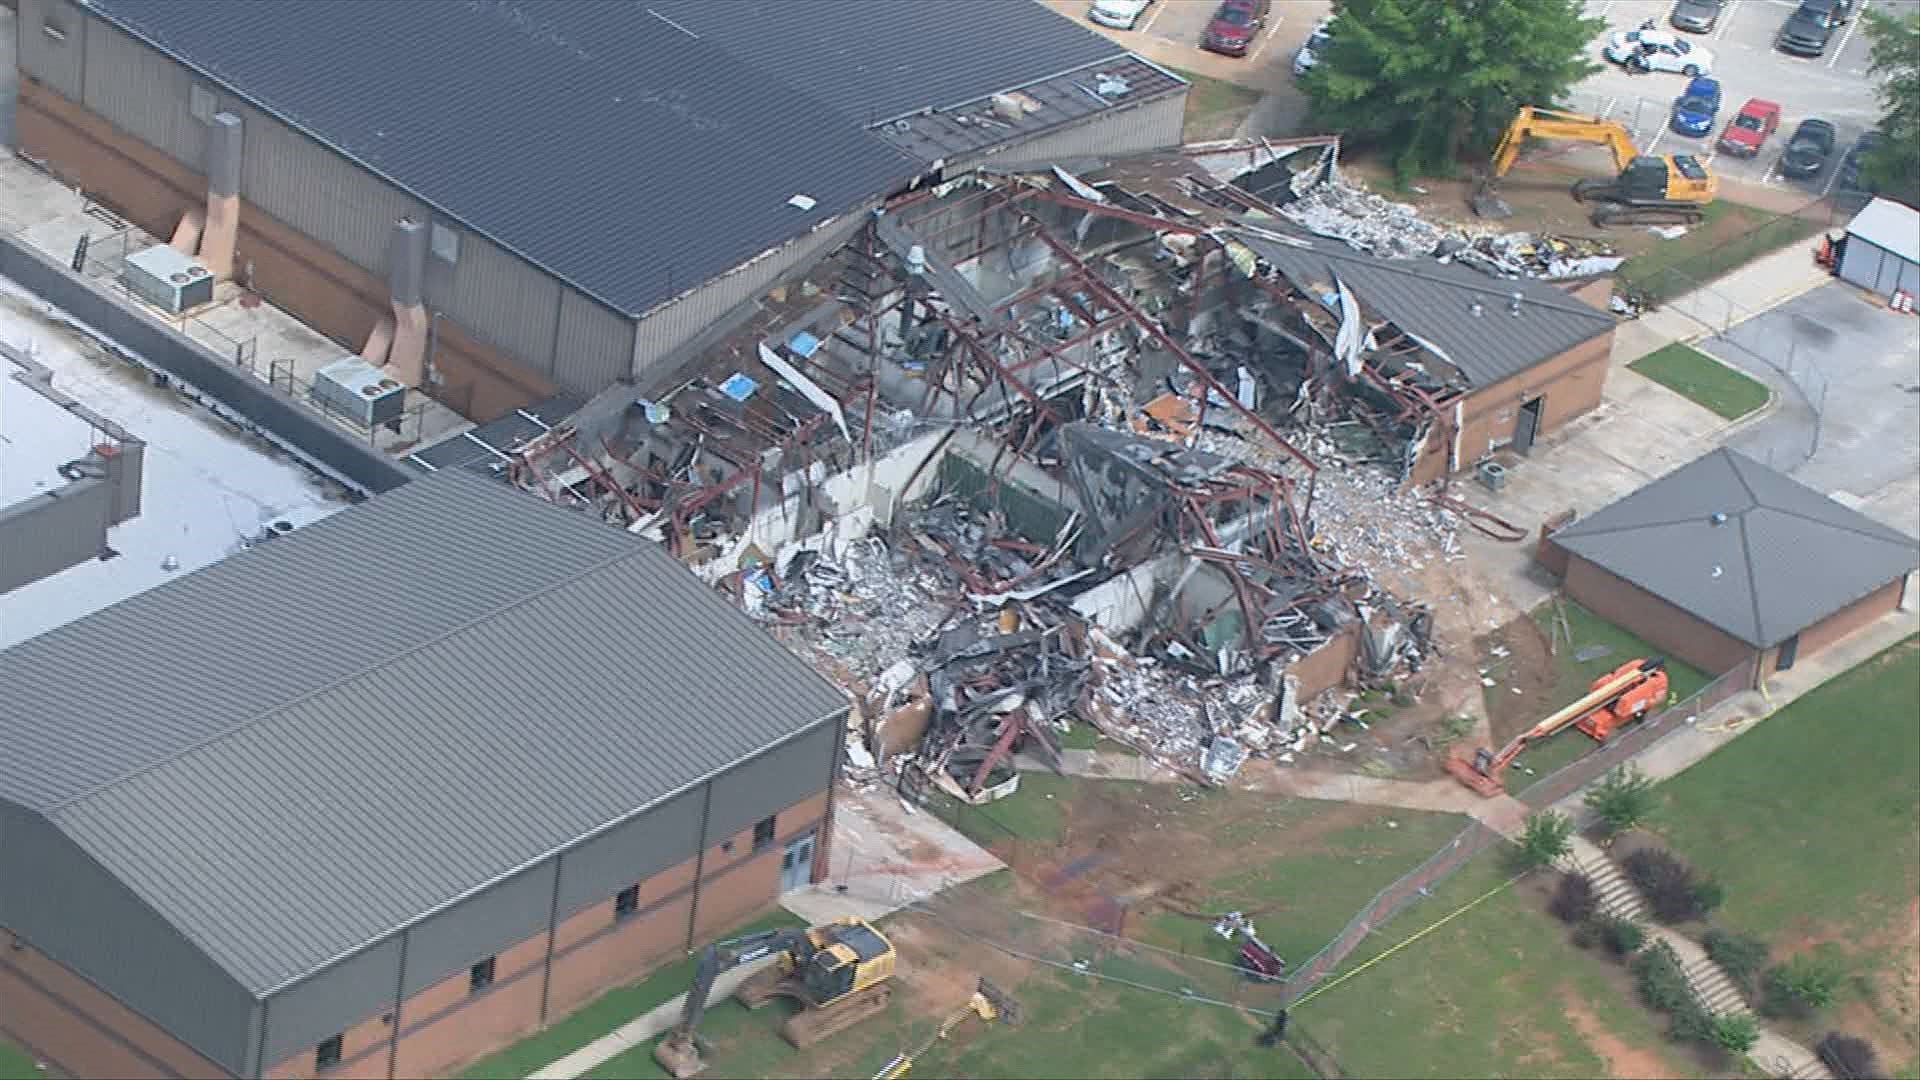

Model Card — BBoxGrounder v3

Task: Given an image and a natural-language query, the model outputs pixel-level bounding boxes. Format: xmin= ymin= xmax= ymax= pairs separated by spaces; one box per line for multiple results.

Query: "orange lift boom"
xmin=1446 ymin=658 xmax=1670 ymax=797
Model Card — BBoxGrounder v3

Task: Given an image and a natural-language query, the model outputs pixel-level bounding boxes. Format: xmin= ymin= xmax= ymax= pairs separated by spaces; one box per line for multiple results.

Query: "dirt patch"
xmin=1560 ymin=985 xmax=1685 ymax=1080
xmin=1482 ymin=613 xmax=1560 ymax=747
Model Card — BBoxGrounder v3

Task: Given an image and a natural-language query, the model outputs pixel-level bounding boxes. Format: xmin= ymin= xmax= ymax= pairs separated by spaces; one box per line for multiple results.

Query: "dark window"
xmin=469 ymin=956 xmax=497 ymax=994
xmin=315 ymin=1035 xmax=344 ymax=1072
xmin=753 ymin=815 xmax=777 ymax=853
xmin=614 ymin=884 xmax=640 ymax=920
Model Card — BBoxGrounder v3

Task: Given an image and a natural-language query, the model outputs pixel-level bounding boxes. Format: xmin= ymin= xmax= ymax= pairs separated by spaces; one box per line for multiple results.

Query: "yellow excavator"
xmin=655 ymin=917 xmax=897 ymax=1078
xmin=1477 ymin=106 xmax=1718 ymax=227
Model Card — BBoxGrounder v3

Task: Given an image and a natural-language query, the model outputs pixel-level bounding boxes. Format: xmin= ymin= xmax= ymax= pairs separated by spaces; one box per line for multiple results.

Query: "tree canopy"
xmin=1862 ymin=7 xmax=1920 ymax=207
xmin=1302 ymin=0 xmax=1603 ymax=181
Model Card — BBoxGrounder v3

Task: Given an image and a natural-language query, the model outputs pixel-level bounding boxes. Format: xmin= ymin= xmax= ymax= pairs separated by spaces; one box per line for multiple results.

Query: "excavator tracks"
xmin=1589 ymin=202 xmax=1708 ymax=228
xmin=781 ymin=982 xmax=893 ymax=1048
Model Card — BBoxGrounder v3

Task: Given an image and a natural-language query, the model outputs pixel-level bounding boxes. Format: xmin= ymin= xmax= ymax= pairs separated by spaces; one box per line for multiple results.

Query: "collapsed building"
xmin=411 ymin=140 xmax=1619 ymax=796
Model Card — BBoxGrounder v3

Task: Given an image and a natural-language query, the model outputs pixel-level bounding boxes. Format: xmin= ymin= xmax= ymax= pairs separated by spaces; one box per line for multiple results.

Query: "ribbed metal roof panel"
xmin=3 ymin=471 xmax=847 ymax=993
xmin=1554 ymin=449 xmax=1919 ymax=647
xmin=1237 ymin=232 xmax=1618 ymax=388
xmin=80 ymin=0 xmax=922 ymax=318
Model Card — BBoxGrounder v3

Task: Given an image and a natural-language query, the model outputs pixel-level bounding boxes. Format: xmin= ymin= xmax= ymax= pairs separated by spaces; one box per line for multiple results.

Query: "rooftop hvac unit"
xmin=311 ymin=357 xmax=407 ymax=429
xmin=120 ymin=245 xmax=215 ymax=314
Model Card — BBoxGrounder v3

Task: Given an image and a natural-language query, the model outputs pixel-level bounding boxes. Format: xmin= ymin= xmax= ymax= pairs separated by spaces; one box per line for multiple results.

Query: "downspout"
xmin=384 ymin=930 xmax=409 ymax=1080
xmin=816 ymin=715 xmax=847 ymax=886
xmin=685 ymin=782 xmax=714 ymax=951
xmin=251 ymin=998 xmax=270 ymax=1080
xmin=537 ymin=854 xmax=563 ymax=1028
xmin=1449 ymin=400 xmax=1464 ymax=475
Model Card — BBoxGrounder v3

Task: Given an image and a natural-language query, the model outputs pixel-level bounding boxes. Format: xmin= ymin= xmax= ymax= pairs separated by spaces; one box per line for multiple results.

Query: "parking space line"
xmin=1140 ymin=0 xmax=1166 ymax=35
xmin=1760 ymin=148 xmax=1786 ymax=184
xmin=1829 ymin=0 xmax=1867 ymax=69
xmin=1248 ymin=8 xmax=1285 ymax=64
xmin=1601 ymin=95 xmax=1619 ymax=119
xmin=1819 ymin=143 xmax=1850 ymax=196
xmin=1645 ymin=125 xmax=1668 ymax=155
xmin=1714 ymin=0 xmax=1740 ymax=40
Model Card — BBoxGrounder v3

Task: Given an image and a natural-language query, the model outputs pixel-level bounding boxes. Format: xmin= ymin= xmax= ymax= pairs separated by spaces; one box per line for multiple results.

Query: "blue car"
xmin=1670 ymin=76 xmax=1722 ymax=136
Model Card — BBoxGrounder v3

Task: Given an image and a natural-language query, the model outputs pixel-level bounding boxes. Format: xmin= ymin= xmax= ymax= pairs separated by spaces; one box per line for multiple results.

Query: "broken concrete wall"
xmin=1281 ymin=621 xmax=1361 ymax=699
xmin=1070 ymin=552 xmax=1177 ymax=633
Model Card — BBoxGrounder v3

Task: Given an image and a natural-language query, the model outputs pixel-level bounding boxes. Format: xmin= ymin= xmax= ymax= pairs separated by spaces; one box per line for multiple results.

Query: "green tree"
xmin=1710 ymin=1012 xmax=1761 ymax=1055
xmin=1861 ymin=8 xmax=1920 ymax=205
xmin=1515 ymin=810 xmax=1574 ymax=869
xmin=1584 ymin=764 xmax=1656 ymax=840
xmin=1303 ymin=0 xmax=1603 ymax=182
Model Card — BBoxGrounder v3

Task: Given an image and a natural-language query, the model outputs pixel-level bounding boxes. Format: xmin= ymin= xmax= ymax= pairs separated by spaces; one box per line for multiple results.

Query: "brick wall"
xmin=14 ymin=81 xmax=555 ymax=421
xmin=264 ymin=791 xmax=831 ymax=1080
xmin=1788 ymin=578 xmax=1905 ymax=661
xmin=1563 ymin=556 xmax=1757 ymax=675
xmin=1411 ymin=331 xmax=1613 ymax=486
xmin=0 ymin=940 xmax=230 ymax=1079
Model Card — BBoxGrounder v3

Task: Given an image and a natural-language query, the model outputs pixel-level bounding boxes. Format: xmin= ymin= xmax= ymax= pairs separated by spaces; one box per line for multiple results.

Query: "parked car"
xmin=1293 ymin=16 xmax=1334 ymax=78
xmin=1670 ymin=77 xmax=1723 ymax=137
xmin=1087 ymin=0 xmax=1152 ymax=30
xmin=1202 ymin=0 xmax=1268 ymax=57
xmin=1670 ymin=0 xmax=1723 ymax=33
xmin=1778 ymin=1 xmax=1839 ymax=56
xmin=1604 ymin=29 xmax=1715 ymax=75
xmin=1717 ymin=98 xmax=1781 ymax=157
xmin=1779 ymin=118 xmax=1838 ymax=179
xmin=1836 ymin=130 xmax=1885 ymax=194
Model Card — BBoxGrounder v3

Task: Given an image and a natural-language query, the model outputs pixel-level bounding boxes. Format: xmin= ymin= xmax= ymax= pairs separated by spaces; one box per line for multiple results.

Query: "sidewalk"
xmin=1610 ymin=241 xmax=1834 ymax=365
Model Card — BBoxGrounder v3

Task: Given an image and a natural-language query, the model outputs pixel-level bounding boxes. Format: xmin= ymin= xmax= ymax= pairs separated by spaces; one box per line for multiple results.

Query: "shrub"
xmin=1763 ymin=958 xmax=1840 ymax=1018
xmin=1550 ymin=873 xmax=1597 ymax=924
xmin=1703 ymin=929 xmax=1768 ymax=991
xmin=1667 ymin=1000 xmax=1715 ymax=1045
xmin=1816 ymin=1032 xmax=1887 ymax=1080
xmin=1631 ymin=939 xmax=1693 ymax=1013
xmin=1598 ymin=915 xmax=1645 ymax=958
xmin=1584 ymin=765 xmax=1656 ymax=839
xmin=1623 ymin=848 xmax=1716 ymax=923
xmin=1571 ymin=918 xmax=1602 ymax=950
xmin=1515 ymin=811 xmax=1574 ymax=870
xmin=1709 ymin=1012 xmax=1760 ymax=1055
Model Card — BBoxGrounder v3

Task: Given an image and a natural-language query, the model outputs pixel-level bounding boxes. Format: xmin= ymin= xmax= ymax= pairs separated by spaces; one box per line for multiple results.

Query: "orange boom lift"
xmin=1447 ymin=658 xmax=1670 ymax=797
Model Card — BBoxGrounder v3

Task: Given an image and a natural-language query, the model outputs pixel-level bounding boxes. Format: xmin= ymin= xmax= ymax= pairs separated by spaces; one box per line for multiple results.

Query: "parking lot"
xmin=1039 ymin=0 xmax=1330 ymax=88
xmin=1567 ymin=0 xmax=1884 ymax=197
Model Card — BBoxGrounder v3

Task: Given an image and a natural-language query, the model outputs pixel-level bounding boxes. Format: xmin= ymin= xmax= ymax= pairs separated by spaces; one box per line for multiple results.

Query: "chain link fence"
xmin=1518 ymin=652 xmax=1760 ymax=810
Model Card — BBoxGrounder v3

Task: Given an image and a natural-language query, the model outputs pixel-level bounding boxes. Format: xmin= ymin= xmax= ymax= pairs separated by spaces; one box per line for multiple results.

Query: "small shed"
xmin=1838 ymin=197 xmax=1920 ymax=301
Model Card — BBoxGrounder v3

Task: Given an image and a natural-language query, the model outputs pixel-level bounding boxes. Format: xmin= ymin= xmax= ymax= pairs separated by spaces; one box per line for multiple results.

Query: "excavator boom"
xmin=1489 ymin=106 xmax=1640 ymax=178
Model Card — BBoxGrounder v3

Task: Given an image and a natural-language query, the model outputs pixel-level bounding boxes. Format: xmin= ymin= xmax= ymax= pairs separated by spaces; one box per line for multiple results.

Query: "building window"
xmin=190 ymin=84 xmax=216 ymax=123
xmin=430 ymin=222 xmax=461 ymax=264
xmin=469 ymin=956 xmax=497 ymax=994
xmin=752 ymin=815 xmax=777 ymax=853
xmin=315 ymin=1034 xmax=344 ymax=1072
xmin=614 ymin=884 xmax=640 ymax=920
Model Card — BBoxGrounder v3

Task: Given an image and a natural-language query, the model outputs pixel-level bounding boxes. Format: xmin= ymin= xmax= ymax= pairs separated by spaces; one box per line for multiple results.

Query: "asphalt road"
xmin=1569 ymin=0 xmax=1884 ymax=197
xmin=1700 ymin=282 xmax=1920 ymax=533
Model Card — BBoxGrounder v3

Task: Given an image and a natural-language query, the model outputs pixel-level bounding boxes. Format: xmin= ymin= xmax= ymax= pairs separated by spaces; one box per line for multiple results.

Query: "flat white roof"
xmin=1846 ymin=197 xmax=1920 ymax=264
xmin=1 ymin=277 xmax=348 ymax=649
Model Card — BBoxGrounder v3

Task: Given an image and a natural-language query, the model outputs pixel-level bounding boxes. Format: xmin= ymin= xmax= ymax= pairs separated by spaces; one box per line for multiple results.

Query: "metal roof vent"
xmin=1469 ymin=300 xmax=1484 ymax=317
xmin=1509 ymin=291 xmax=1524 ymax=316
xmin=1710 ymin=511 xmax=1729 ymax=526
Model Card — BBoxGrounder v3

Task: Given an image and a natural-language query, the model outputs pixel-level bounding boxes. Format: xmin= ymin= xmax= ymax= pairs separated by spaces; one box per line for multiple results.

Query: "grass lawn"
xmin=1650 ymin=638 xmax=1920 ymax=1061
xmin=0 ymin=1041 xmax=42 ymax=1080
xmin=458 ymin=910 xmax=806 ymax=1080
xmin=1301 ymin=855 xmax=1705 ymax=1078
xmin=1615 ymin=201 xmax=1825 ymax=306
xmin=1170 ymin=68 xmax=1263 ymax=142
xmin=923 ymin=770 xmax=1074 ymax=850
xmin=1136 ymin=803 xmax=1468 ymax=968
xmin=1629 ymin=343 xmax=1772 ymax=421
xmin=1502 ymin=601 xmax=1713 ymax=789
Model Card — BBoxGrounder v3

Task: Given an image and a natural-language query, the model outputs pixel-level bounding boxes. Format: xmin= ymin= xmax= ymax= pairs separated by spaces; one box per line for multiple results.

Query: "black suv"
xmin=1779 ymin=0 xmax=1845 ymax=56
xmin=1780 ymin=119 xmax=1837 ymax=179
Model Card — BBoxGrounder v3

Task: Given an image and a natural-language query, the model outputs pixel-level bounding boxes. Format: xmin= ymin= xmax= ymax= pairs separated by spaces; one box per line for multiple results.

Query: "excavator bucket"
xmin=972 ymin=978 xmax=1024 ymax=1027
xmin=654 ymin=1032 xmax=709 ymax=1080
xmin=1444 ymin=753 xmax=1505 ymax=798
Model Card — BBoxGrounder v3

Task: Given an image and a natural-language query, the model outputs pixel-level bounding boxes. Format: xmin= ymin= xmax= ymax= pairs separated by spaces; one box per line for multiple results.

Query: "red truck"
xmin=1717 ymin=98 xmax=1780 ymax=158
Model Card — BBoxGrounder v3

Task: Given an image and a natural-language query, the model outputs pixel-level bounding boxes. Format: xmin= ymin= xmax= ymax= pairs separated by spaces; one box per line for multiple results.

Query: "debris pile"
xmin=1451 ymin=231 xmax=1623 ymax=280
xmin=1280 ymin=181 xmax=1447 ymax=260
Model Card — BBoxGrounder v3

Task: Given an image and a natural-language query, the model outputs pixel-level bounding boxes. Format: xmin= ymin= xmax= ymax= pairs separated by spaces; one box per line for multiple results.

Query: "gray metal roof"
xmin=647 ymin=0 xmax=1130 ymax=125
xmin=81 ymin=0 xmax=922 ymax=319
xmin=1236 ymin=233 xmax=1618 ymax=388
xmin=1554 ymin=448 xmax=1919 ymax=648
xmin=1846 ymin=197 xmax=1920 ymax=263
xmin=0 ymin=470 xmax=847 ymax=994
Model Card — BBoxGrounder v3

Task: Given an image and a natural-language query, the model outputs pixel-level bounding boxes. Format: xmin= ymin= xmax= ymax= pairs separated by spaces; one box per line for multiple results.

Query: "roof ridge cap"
xmin=44 ymin=538 xmax=653 ymax=816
